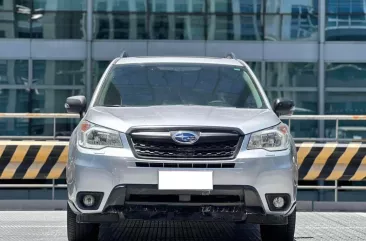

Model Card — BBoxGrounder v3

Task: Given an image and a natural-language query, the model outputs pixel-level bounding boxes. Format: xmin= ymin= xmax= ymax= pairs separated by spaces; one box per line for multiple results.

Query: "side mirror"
xmin=65 ymin=95 xmax=87 ymax=117
xmin=273 ymin=98 xmax=295 ymax=116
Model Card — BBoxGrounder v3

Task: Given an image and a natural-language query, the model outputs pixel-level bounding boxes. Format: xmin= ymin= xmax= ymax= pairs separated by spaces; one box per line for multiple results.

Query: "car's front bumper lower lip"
xmin=70 ymin=200 xmax=295 ymax=225
xmin=69 ymin=184 xmax=296 ymax=224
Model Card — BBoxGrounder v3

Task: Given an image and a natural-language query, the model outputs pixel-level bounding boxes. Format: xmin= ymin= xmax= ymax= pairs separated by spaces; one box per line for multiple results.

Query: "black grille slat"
xmin=129 ymin=130 xmax=242 ymax=160
xmin=128 ymin=194 xmax=240 ymax=203
xmin=135 ymin=149 xmax=236 ymax=158
xmin=133 ymin=142 xmax=238 ymax=152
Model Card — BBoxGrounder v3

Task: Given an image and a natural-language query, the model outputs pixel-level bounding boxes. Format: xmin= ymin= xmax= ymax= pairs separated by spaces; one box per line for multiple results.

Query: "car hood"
xmin=85 ymin=106 xmax=280 ymax=134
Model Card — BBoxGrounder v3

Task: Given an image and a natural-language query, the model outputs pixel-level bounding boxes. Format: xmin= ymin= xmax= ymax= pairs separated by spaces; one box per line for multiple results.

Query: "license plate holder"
xmin=158 ymin=170 xmax=213 ymax=190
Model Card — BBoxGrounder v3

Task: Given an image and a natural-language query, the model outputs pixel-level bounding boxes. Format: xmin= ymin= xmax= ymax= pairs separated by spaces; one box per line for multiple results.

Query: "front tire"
xmin=260 ymin=209 xmax=296 ymax=241
xmin=67 ymin=203 xmax=100 ymax=241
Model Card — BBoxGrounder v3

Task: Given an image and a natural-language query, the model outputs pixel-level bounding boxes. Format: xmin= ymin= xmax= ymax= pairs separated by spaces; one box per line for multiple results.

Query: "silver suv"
xmin=65 ymin=52 xmax=298 ymax=241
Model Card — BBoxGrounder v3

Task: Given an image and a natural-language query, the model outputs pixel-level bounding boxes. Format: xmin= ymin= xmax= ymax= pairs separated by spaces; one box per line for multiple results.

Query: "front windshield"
xmin=95 ymin=63 xmax=265 ymax=109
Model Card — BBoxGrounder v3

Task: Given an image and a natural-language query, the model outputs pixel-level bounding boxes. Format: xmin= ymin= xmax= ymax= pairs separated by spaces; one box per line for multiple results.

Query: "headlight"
xmin=247 ymin=124 xmax=289 ymax=151
xmin=78 ymin=121 xmax=123 ymax=149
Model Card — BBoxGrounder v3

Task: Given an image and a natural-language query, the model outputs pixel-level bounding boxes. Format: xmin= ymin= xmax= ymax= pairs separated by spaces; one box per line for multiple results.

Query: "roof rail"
xmin=120 ymin=51 xmax=129 ymax=58
xmin=225 ymin=52 xmax=236 ymax=59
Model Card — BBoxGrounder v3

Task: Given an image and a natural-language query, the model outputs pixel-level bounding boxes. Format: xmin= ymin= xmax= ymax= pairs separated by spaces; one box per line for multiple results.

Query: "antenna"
xmin=120 ymin=51 xmax=129 ymax=58
xmin=225 ymin=52 xmax=236 ymax=59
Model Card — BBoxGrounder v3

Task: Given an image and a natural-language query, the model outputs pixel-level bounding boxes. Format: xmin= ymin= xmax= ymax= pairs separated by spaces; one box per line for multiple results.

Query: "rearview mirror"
xmin=273 ymin=98 xmax=295 ymax=116
xmin=65 ymin=95 xmax=86 ymax=117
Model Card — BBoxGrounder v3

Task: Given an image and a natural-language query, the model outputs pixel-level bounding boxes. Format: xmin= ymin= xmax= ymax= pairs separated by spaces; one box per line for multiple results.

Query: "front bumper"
xmin=67 ymin=135 xmax=297 ymax=223
xmin=68 ymin=184 xmax=296 ymax=224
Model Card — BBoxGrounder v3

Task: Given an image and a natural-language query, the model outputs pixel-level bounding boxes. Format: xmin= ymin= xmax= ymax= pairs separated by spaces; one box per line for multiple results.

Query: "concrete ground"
xmin=1 ymin=211 xmax=365 ymax=241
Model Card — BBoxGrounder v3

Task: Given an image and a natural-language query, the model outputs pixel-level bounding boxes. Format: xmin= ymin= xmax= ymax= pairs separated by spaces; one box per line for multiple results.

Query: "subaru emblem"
xmin=171 ymin=131 xmax=200 ymax=144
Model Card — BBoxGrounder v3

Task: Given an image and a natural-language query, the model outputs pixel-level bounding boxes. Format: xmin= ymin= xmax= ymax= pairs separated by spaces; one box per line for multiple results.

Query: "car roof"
xmin=114 ymin=56 xmax=243 ymax=66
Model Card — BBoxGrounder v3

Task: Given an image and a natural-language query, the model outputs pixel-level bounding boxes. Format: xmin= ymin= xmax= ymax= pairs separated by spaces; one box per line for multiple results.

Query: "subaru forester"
xmin=65 ymin=52 xmax=298 ymax=241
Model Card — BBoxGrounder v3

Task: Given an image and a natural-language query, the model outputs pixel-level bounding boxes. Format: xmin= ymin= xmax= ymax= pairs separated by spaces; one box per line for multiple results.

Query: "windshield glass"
xmin=95 ymin=63 xmax=265 ymax=109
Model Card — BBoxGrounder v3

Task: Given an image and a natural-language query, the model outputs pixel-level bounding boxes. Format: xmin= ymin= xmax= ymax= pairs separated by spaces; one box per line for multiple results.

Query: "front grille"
xmin=128 ymin=129 xmax=243 ymax=160
xmin=133 ymin=141 xmax=238 ymax=158
xmin=135 ymin=162 xmax=235 ymax=168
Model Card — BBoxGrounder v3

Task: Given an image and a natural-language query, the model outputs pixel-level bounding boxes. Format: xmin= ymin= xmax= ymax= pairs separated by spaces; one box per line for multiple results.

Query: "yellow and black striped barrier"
xmin=297 ymin=142 xmax=366 ymax=181
xmin=0 ymin=141 xmax=68 ymax=180
xmin=1 ymin=141 xmax=366 ymax=181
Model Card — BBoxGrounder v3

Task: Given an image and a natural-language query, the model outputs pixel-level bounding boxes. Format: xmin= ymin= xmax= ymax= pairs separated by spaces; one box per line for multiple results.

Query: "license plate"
xmin=158 ymin=171 xmax=213 ymax=190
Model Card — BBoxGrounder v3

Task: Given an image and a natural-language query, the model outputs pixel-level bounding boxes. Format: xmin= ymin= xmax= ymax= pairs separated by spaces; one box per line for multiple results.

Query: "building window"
xmin=30 ymin=59 xmax=86 ymax=117
xmin=0 ymin=0 xmax=324 ymax=41
xmin=325 ymin=92 xmax=366 ymax=139
xmin=33 ymin=0 xmax=86 ymax=11
xmin=0 ymin=60 xmax=28 ymax=85
xmin=149 ymin=0 xmax=205 ymax=13
xmin=94 ymin=0 xmax=147 ymax=12
xmin=207 ymin=14 xmax=263 ymax=40
xmin=93 ymin=0 xmax=206 ymax=40
xmin=325 ymin=63 xmax=366 ymax=88
xmin=325 ymin=62 xmax=366 ymax=139
xmin=0 ymin=0 xmax=87 ymax=39
xmin=264 ymin=0 xmax=319 ymax=41
xmin=150 ymin=14 xmax=205 ymax=40
xmin=265 ymin=62 xmax=318 ymax=88
xmin=0 ymin=61 xmax=29 ymax=136
xmin=207 ymin=0 xmax=263 ymax=13
xmin=19 ymin=59 xmax=86 ymax=137
xmin=0 ymin=9 xmax=31 ymax=38
xmin=326 ymin=0 xmax=366 ymax=41
xmin=0 ymin=60 xmax=69 ymax=136
xmin=264 ymin=62 xmax=318 ymax=138
xmin=94 ymin=13 xmax=148 ymax=40
xmin=91 ymin=0 xmax=320 ymax=41
xmin=33 ymin=60 xmax=86 ymax=86
xmin=31 ymin=12 xmax=86 ymax=39
xmin=0 ymin=88 xmax=80 ymax=136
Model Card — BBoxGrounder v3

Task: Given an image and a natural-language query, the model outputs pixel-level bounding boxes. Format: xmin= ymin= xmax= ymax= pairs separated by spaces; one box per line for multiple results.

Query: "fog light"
xmin=273 ymin=197 xmax=285 ymax=208
xmin=83 ymin=195 xmax=95 ymax=207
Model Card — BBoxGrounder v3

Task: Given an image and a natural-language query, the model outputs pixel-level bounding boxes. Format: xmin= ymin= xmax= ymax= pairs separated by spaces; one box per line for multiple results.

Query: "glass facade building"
xmin=1 ymin=0 xmax=366 ymax=200
xmin=2 ymin=0 xmax=366 ymax=138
